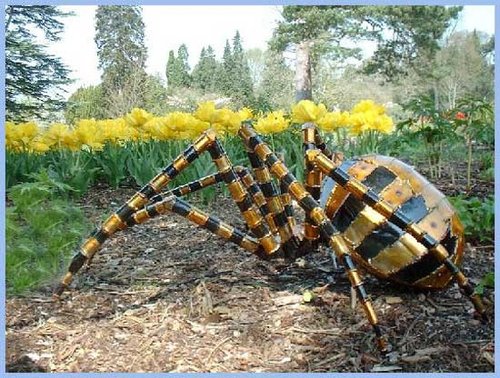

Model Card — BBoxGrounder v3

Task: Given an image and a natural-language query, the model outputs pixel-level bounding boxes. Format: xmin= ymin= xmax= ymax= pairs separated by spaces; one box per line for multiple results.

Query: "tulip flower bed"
xmin=6 ymin=100 xmax=394 ymax=194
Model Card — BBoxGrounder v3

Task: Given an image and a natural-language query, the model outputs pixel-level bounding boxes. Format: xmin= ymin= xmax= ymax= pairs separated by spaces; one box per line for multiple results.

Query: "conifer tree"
xmin=5 ymin=5 xmax=73 ymax=121
xmin=192 ymin=45 xmax=219 ymax=92
xmin=166 ymin=45 xmax=192 ymax=88
xmin=94 ymin=5 xmax=148 ymax=115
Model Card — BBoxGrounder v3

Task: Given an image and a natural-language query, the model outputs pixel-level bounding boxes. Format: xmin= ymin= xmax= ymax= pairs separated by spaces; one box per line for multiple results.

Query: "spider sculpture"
xmin=54 ymin=121 xmax=487 ymax=353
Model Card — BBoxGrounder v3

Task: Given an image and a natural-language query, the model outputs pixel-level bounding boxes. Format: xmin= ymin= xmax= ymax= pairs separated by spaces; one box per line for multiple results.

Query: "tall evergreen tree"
xmin=94 ymin=5 xmax=148 ymax=115
xmin=5 ymin=5 xmax=73 ymax=122
xmin=216 ymin=32 xmax=254 ymax=105
xmin=192 ymin=45 xmax=220 ymax=92
xmin=218 ymin=39 xmax=234 ymax=94
xmin=192 ymin=47 xmax=207 ymax=89
xmin=177 ymin=44 xmax=191 ymax=87
xmin=166 ymin=45 xmax=192 ymax=88
xmin=166 ymin=50 xmax=177 ymax=86
xmin=230 ymin=31 xmax=254 ymax=104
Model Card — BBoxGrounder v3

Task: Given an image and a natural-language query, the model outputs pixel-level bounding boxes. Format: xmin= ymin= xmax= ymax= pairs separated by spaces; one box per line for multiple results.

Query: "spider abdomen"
xmin=320 ymin=154 xmax=464 ymax=290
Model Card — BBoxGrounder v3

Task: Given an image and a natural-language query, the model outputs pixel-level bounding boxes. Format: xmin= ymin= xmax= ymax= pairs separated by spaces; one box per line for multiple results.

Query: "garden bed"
xmin=5 ymin=177 xmax=494 ymax=373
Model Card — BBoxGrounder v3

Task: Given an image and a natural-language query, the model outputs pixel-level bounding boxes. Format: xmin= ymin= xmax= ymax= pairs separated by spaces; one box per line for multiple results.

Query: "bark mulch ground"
xmin=6 ymin=178 xmax=494 ymax=373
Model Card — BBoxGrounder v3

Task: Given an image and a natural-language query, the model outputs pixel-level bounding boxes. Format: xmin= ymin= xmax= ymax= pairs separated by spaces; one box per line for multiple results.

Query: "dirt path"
xmin=6 ymin=185 xmax=494 ymax=372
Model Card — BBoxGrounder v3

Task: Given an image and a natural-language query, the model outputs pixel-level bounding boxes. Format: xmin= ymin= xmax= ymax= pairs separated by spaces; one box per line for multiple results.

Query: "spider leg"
xmin=309 ymin=149 xmax=488 ymax=321
xmin=235 ymin=165 xmax=300 ymax=257
xmin=158 ymin=172 xmax=224 ymax=198
xmin=53 ymin=130 xmax=219 ymax=298
xmin=235 ymin=166 xmax=277 ymax=233
xmin=240 ymin=123 xmax=390 ymax=353
xmin=275 ymin=151 xmax=296 ymax=228
xmin=244 ymin=147 xmax=298 ymax=251
xmin=302 ymin=123 xmax=323 ymax=246
xmin=278 ymin=180 xmax=296 ymax=228
xmin=127 ymin=195 xmax=264 ymax=257
xmin=207 ymin=138 xmax=280 ymax=256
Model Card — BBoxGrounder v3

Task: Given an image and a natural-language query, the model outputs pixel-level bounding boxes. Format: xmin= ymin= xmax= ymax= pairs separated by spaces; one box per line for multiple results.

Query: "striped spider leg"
xmin=54 ymin=130 xmax=219 ymax=298
xmin=55 ymin=130 xmax=280 ymax=296
xmin=244 ymin=144 xmax=301 ymax=258
xmin=239 ymin=122 xmax=390 ymax=353
xmin=126 ymin=194 xmax=264 ymax=257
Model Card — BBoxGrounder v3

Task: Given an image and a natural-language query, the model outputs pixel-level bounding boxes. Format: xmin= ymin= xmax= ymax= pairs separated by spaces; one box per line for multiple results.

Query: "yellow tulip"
xmin=5 ymin=122 xmax=22 ymax=151
xmin=126 ymin=108 xmax=153 ymax=127
xmin=143 ymin=117 xmax=175 ymax=140
xmin=15 ymin=121 xmax=40 ymax=147
xmin=29 ymin=140 xmax=50 ymax=153
xmin=291 ymin=100 xmax=327 ymax=123
xmin=194 ymin=101 xmax=217 ymax=123
xmin=352 ymin=100 xmax=386 ymax=115
xmin=348 ymin=112 xmax=372 ymax=136
xmin=74 ymin=119 xmax=105 ymax=150
xmin=238 ymin=107 xmax=254 ymax=121
xmin=42 ymin=123 xmax=71 ymax=148
xmin=316 ymin=111 xmax=351 ymax=132
xmin=213 ymin=108 xmax=242 ymax=135
xmin=254 ymin=111 xmax=289 ymax=134
xmin=372 ymin=114 xmax=394 ymax=134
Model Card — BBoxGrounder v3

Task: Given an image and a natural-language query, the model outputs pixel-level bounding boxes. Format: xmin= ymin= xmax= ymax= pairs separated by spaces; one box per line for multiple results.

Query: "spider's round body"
xmin=320 ymin=154 xmax=464 ymax=290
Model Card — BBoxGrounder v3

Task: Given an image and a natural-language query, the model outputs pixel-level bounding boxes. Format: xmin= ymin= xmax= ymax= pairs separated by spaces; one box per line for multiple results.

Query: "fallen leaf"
xmin=415 ymin=347 xmax=447 ymax=356
xmin=371 ymin=365 xmax=402 ymax=372
xmin=401 ymin=355 xmax=432 ymax=363
xmin=482 ymin=352 xmax=494 ymax=365
xmin=385 ymin=296 xmax=403 ymax=304
xmin=302 ymin=290 xmax=315 ymax=303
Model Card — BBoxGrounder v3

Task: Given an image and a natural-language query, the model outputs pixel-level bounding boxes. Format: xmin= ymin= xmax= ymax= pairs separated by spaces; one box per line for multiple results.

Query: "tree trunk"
xmin=295 ymin=41 xmax=312 ymax=101
xmin=432 ymin=83 xmax=439 ymax=110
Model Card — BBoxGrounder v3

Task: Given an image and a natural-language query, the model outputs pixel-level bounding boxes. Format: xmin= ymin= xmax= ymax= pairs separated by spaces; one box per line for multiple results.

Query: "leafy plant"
xmin=47 ymin=149 xmax=99 ymax=197
xmin=6 ymin=171 xmax=90 ymax=294
xmin=474 ymin=272 xmax=494 ymax=296
xmin=93 ymin=143 xmax=131 ymax=188
xmin=453 ymin=98 xmax=494 ymax=189
xmin=6 ymin=150 xmax=48 ymax=188
xmin=449 ymin=195 xmax=494 ymax=243
xmin=402 ymin=96 xmax=460 ymax=179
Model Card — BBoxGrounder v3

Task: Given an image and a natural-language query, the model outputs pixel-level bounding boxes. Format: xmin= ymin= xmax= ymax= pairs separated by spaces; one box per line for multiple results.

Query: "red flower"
xmin=455 ymin=111 xmax=467 ymax=120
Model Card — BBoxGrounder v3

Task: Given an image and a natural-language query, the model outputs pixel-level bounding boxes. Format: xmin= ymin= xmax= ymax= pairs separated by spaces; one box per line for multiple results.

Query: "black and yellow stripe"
xmin=127 ymin=195 xmax=263 ymax=256
xmin=311 ymin=150 xmax=486 ymax=318
xmin=279 ymin=180 xmax=295 ymax=227
xmin=157 ymin=172 xmax=224 ymax=199
xmin=244 ymin=143 xmax=299 ymax=256
xmin=208 ymin=139 xmax=279 ymax=255
xmin=314 ymin=131 xmax=333 ymax=160
xmin=236 ymin=165 xmax=300 ymax=256
xmin=54 ymin=130 xmax=217 ymax=297
xmin=302 ymin=123 xmax=322 ymax=243
xmin=275 ymin=151 xmax=296 ymax=228
xmin=235 ymin=166 xmax=277 ymax=233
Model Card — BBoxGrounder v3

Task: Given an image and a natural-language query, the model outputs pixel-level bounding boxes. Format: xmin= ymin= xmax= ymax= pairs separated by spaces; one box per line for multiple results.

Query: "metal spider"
xmin=54 ymin=121 xmax=487 ymax=353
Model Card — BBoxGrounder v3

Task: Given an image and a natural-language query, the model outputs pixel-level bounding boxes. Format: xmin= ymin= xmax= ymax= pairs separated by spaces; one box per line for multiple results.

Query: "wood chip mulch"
xmin=6 ymin=181 xmax=494 ymax=373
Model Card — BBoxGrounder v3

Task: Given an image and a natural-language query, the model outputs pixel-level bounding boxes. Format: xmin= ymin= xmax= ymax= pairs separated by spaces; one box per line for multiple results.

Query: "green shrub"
xmin=449 ymin=195 xmax=494 ymax=243
xmin=6 ymin=171 xmax=90 ymax=295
